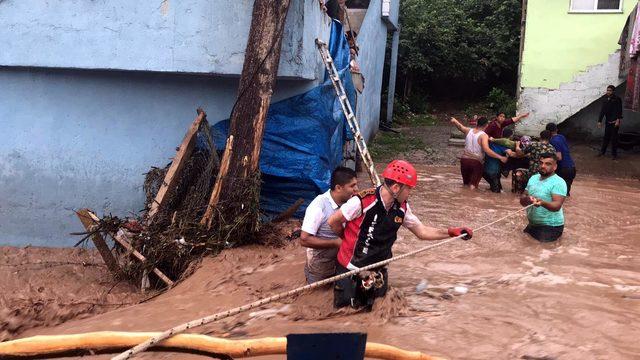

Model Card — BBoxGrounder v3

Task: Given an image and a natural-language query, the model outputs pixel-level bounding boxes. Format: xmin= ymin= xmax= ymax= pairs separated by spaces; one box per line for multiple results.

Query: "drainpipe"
xmin=386 ymin=25 xmax=400 ymax=125
xmin=516 ymin=0 xmax=528 ymax=100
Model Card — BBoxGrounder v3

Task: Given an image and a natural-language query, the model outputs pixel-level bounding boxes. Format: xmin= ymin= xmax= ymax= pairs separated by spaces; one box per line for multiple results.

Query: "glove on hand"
xmin=448 ymin=227 xmax=473 ymax=240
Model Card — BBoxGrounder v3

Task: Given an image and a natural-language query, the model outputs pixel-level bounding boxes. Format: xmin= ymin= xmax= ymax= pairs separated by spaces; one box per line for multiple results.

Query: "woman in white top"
xmin=451 ymin=116 xmax=508 ymax=189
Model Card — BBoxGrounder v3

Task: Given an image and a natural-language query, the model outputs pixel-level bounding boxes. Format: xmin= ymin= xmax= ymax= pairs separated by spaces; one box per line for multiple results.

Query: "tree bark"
xmin=202 ymin=0 xmax=291 ymax=244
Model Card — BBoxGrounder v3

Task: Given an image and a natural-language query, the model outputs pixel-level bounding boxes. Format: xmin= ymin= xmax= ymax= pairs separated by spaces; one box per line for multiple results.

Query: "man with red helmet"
xmin=327 ymin=160 xmax=473 ymax=309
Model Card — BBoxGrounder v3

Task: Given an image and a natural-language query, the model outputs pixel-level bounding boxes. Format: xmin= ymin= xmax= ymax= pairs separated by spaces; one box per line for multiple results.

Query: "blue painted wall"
xmin=0 ymin=0 xmax=392 ymax=248
xmin=0 ymin=62 xmax=335 ymax=247
xmin=354 ymin=0 xmax=398 ymax=141
xmin=0 ymin=0 xmax=324 ymax=80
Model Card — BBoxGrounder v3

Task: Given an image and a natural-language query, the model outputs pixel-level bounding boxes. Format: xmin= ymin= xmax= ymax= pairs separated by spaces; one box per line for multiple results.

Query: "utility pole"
xmin=201 ymin=0 xmax=292 ymax=244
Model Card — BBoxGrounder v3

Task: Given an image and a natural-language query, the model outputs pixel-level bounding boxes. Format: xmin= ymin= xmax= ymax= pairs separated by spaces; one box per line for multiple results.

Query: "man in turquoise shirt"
xmin=520 ymin=152 xmax=567 ymax=242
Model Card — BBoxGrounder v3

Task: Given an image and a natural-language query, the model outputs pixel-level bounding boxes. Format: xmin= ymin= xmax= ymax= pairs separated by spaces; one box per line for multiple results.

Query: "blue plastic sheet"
xmin=213 ymin=20 xmax=356 ymax=218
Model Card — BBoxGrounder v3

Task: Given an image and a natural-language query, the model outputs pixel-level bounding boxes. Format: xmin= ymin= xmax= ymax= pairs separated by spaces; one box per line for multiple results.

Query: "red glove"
xmin=448 ymin=227 xmax=473 ymax=240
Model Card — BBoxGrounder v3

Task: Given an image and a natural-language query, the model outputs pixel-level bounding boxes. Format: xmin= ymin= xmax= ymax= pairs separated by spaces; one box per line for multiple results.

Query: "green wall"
xmin=521 ymin=0 xmax=635 ymax=89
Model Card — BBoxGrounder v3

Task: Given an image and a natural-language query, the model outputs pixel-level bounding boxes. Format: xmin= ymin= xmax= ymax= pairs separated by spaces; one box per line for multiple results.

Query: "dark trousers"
xmin=556 ymin=167 xmax=576 ymax=196
xmin=460 ymin=158 xmax=484 ymax=187
xmin=334 ymin=263 xmax=388 ymax=310
xmin=483 ymin=171 xmax=502 ymax=193
xmin=524 ymin=224 xmax=564 ymax=242
xmin=601 ymin=124 xmax=619 ymax=157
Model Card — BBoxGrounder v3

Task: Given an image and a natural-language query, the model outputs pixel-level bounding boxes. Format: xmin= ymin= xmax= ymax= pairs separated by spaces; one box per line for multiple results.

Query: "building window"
xmin=570 ymin=0 xmax=623 ymax=13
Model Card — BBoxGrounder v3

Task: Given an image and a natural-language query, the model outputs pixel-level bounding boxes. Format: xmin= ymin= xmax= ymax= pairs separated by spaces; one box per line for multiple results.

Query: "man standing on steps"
xmin=327 ymin=160 xmax=473 ymax=310
xmin=546 ymin=123 xmax=576 ymax=196
xmin=597 ymin=84 xmax=623 ymax=160
xmin=520 ymin=153 xmax=567 ymax=242
xmin=300 ymin=167 xmax=359 ymax=284
xmin=484 ymin=111 xmax=530 ymax=139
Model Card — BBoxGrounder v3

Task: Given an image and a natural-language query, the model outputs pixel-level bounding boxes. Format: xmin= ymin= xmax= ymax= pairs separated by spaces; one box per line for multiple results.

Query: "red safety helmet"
xmin=382 ymin=160 xmax=417 ymax=187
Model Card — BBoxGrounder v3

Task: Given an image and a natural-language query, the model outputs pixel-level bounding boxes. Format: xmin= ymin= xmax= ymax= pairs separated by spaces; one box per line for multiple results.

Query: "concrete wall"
xmin=559 ymin=84 xmax=640 ymax=140
xmin=0 ymin=0 xmax=322 ymax=80
xmin=517 ymin=0 xmax=635 ymax=135
xmin=518 ymin=51 xmax=626 ymax=135
xmin=0 ymin=0 xmax=391 ymax=248
xmin=0 ymin=2 xmax=333 ymax=247
xmin=355 ymin=0 xmax=398 ymax=141
xmin=520 ymin=0 xmax=634 ymax=89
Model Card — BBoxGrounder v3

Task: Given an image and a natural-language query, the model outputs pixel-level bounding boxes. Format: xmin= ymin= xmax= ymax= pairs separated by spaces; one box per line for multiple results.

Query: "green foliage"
xmin=395 ymin=113 xmax=437 ymax=127
xmin=369 ymin=131 xmax=432 ymax=160
xmin=486 ymin=87 xmax=517 ymax=115
xmin=399 ymin=0 xmax=521 ymax=84
xmin=393 ymin=97 xmax=412 ymax=117
xmin=406 ymin=92 xmax=431 ymax=114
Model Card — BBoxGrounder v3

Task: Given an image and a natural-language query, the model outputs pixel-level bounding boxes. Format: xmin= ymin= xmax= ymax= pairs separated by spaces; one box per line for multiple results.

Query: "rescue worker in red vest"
xmin=327 ymin=160 xmax=473 ymax=310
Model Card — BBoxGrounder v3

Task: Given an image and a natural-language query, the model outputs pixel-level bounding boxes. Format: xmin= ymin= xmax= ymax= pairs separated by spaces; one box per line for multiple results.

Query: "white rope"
xmin=112 ymin=204 xmax=532 ymax=360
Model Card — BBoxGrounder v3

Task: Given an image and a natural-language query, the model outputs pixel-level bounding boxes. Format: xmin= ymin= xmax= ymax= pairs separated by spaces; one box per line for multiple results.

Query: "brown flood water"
xmin=18 ymin=165 xmax=640 ymax=359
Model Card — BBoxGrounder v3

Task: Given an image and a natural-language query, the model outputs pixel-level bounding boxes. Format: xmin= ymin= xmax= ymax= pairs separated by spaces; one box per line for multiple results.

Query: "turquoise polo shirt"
xmin=525 ymin=173 xmax=567 ymax=226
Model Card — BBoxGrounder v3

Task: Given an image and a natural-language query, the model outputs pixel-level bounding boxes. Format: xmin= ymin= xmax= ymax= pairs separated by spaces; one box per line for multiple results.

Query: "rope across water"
xmin=112 ymin=204 xmax=533 ymax=360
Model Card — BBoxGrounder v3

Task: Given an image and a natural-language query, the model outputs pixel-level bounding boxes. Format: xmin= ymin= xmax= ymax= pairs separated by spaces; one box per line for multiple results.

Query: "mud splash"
xmin=11 ymin=165 xmax=640 ymax=359
xmin=0 ymin=247 xmax=143 ymax=341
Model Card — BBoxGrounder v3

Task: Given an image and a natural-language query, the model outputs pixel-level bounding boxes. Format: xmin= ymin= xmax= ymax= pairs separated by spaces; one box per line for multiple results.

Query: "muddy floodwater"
xmin=15 ymin=165 xmax=640 ymax=359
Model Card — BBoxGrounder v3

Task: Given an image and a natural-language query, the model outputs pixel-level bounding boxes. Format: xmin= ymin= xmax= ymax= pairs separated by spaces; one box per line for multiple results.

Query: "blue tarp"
xmin=213 ymin=20 xmax=356 ymax=218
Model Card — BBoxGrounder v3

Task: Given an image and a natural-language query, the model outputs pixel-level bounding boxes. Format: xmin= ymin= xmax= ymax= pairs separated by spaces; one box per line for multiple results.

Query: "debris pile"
xmin=74 ymin=109 xmax=301 ymax=291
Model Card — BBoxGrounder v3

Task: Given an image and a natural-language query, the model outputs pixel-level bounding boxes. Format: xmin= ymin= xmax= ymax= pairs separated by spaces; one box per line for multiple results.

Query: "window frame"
xmin=568 ymin=0 xmax=624 ymax=14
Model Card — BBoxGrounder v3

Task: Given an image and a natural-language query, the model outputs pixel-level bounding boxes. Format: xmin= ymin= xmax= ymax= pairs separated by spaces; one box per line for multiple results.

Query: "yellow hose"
xmin=0 ymin=331 xmax=445 ymax=360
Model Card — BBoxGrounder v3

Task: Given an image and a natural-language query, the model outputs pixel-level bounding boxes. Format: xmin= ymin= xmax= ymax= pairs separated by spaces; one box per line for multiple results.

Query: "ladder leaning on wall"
xmin=315 ymin=38 xmax=381 ymax=187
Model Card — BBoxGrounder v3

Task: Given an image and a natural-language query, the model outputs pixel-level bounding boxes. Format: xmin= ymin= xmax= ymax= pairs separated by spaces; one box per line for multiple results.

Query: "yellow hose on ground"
xmin=0 ymin=331 xmax=445 ymax=359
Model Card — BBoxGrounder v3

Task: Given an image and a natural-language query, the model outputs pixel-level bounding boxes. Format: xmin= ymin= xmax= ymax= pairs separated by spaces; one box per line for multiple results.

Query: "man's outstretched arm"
xmin=404 ymin=207 xmax=473 ymax=241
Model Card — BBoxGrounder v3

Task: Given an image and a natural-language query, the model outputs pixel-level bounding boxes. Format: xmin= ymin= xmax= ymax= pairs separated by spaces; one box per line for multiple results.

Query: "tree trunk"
xmin=202 ymin=0 xmax=291 ymax=245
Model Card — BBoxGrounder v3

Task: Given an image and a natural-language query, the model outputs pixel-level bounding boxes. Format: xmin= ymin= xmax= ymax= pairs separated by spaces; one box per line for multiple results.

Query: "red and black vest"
xmin=337 ymin=187 xmax=407 ymax=269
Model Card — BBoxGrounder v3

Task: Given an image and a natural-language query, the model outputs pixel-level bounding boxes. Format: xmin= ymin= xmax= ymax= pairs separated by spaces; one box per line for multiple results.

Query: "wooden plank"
xmin=76 ymin=209 xmax=122 ymax=278
xmin=84 ymin=211 xmax=175 ymax=288
xmin=147 ymin=109 xmax=206 ymax=222
xmin=271 ymin=198 xmax=304 ymax=223
xmin=112 ymin=230 xmax=174 ymax=288
xmin=200 ymin=135 xmax=234 ymax=229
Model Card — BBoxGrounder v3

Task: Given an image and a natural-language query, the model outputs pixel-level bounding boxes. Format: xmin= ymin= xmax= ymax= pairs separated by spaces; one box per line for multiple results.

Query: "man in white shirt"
xmin=300 ymin=167 xmax=358 ymax=284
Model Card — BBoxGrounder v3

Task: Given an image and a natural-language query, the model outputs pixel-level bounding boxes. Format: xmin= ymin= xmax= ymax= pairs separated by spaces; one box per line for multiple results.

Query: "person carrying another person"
xmin=490 ymin=128 xmax=530 ymax=181
xmin=484 ymin=111 xmax=530 ymax=139
xmin=327 ymin=160 xmax=473 ymax=310
xmin=509 ymin=131 xmax=556 ymax=193
xmin=546 ymin=123 xmax=576 ymax=196
xmin=483 ymin=129 xmax=513 ymax=193
xmin=597 ymin=84 xmax=623 ymax=160
xmin=450 ymin=116 xmax=508 ymax=189
xmin=520 ymin=152 xmax=567 ymax=242
xmin=489 ymin=128 xmax=516 ymax=149
xmin=300 ymin=167 xmax=359 ymax=284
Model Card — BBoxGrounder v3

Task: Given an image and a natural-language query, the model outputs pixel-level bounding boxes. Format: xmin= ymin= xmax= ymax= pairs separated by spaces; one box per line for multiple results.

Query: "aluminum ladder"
xmin=315 ymin=39 xmax=381 ymax=186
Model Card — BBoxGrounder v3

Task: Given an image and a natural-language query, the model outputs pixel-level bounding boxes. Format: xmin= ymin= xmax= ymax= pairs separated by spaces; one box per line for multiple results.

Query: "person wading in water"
xmin=520 ymin=153 xmax=567 ymax=242
xmin=328 ymin=160 xmax=474 ymax=310
xmin=450 ymin=116 xmax=508 ymax=189
xmin=300 ymin=167 xmax=358 ymax=284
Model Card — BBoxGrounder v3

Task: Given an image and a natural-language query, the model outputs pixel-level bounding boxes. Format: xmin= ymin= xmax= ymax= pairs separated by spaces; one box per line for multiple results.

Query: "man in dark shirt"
xmin=484 ymin=111 xmax=530 ymax=139
xmin=546 ymin=123 xmax=576 ymax=196
xmin=598 ymin=85 xmax=623 ymax=160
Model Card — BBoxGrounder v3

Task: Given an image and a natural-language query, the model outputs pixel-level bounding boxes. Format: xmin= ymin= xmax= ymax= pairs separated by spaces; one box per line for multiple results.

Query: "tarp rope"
xmin=112 ymin=204 xmax=533 ymax=360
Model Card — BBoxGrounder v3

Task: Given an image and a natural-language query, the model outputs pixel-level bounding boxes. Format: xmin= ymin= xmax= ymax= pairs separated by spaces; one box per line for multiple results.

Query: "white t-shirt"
xmin=300 ymin=190 xmax=341 ymax=282
xmin=340 ymin=195 xmax=423 ymax=229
